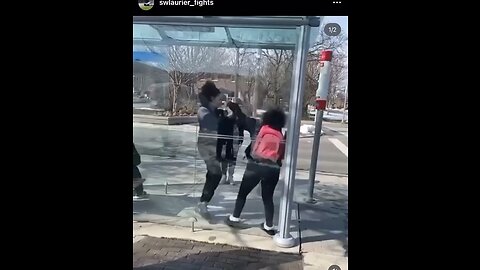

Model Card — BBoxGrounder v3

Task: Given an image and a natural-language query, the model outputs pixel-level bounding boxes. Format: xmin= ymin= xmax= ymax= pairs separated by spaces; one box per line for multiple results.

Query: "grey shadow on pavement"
xmin=292 ymin=177 xmax=348 ymax=257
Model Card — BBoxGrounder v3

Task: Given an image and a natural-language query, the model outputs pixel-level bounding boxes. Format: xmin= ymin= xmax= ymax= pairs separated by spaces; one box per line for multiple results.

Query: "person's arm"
xmin=244 ymin=143 xmax=251 ymax=160
xmin=238 ymin=125 xmax=244 ymax=142
xmin=277 ymin=132 xmax=287 ymax=167
xmin=235 ymin=119 xmax=245 ymax=147
xmin=244 ymin=118 xmax=259 ymax=160
xmin=238 ymin=125 xmax=245 ymax=137
xmin=243 ymin=117 xmax=256 ymax=140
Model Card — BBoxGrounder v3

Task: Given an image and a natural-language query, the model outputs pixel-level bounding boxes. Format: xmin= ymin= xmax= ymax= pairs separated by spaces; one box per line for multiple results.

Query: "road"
xmin=296 ymin=121 xmax=348 ymax=175
xmin=133 ymin=120 xmax=347 ymax=186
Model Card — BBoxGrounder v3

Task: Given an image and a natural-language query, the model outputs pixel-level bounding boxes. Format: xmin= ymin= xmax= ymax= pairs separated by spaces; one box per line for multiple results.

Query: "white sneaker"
xmin=133 ymin=195 xmax=149 ymax=201
xmin=133 ymin=191 xmax=149 ymax=201
xmin=219 ymin=175 xmax=227 ymax=185
xmin=228 ymin=176 xmax=235 ymax=185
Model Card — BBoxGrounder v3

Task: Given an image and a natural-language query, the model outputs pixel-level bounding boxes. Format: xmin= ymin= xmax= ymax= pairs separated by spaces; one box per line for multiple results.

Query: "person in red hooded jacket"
xmin=225 ymin=107 xmax=286 ymax=236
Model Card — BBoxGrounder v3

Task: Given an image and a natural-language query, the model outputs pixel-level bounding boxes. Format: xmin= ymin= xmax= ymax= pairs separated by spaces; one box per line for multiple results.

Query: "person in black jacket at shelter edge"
xmin=133 ymin=142 xmax=147 ymax=200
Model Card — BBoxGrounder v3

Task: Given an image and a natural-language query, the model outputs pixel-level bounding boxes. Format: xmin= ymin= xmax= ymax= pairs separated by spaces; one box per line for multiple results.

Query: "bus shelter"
xmin=133 ymin=16 xmax=321 ymax=248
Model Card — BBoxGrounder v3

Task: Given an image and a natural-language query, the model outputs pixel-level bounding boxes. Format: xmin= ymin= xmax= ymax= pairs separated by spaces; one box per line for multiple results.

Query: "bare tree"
xmin=328 ymin=50 xmax=348 ymax=108
xmin=167 ymin=46 xmax=228 ymax=113
xmin=183 ymin=83 xmax=198 ymax=113
xmin=225 ymin=48 xmax=257 ymax=102
xmin=243 ymin=71 xmax=256 ymax=103
xmin=145 ymin=44 xmax=227 ymax=113
xmin=261 ymin=49 xmax=294 ymax=106
xmin=226 ymin=30 xmax=293 ymax=109
xmin=304 ymin=54 xmax=322 ymax=116
xmin=308 ymin=28 xmax=348 ymax=60
xmin=303 ymin=26 xmax=348 ymax=115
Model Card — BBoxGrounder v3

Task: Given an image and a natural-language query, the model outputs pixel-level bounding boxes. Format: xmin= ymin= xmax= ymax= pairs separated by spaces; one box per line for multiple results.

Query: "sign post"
xmin=307 ymin=50 xmax=333 ymax=203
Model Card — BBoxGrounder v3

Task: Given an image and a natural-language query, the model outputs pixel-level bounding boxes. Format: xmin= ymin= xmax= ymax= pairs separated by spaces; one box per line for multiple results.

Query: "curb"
xmin=133 ymin=114 xmax=197 ymax=125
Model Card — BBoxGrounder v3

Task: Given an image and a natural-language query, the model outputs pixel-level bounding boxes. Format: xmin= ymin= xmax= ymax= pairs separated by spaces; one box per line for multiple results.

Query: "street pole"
xmin=252 ymin=48 xmax=261 ymax=117
xmin=273 ymin=24 xmax=310 ymax=248
xmin=306 ymin=50 xmax=333 ymax=204
xmin=342 ymin=84 xmax=348 ymax=123
xmin=133 ymin=75 xmax=136 ymax=94
xmin=235 ymin=48 xmax=240 ymax=99
xmin=307 ymin=109 xmax=323 ymax=203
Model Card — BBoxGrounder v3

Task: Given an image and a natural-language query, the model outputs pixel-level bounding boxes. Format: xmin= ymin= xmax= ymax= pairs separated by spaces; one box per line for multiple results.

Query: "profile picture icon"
xmin=138 ymin=0 xmax=154 ymax=11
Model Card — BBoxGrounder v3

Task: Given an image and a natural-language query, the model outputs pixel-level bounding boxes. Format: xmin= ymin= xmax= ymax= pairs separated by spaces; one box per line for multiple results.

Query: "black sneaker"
xmin=260 ymin=223 xmax=276 ymax=236
xmin=225 ymin=215 xmax=241 ymax=227
xmin=134 ymin=190 xmax=148 ymax=196
xmin=196 ymin=202 xmax=211 ymax=220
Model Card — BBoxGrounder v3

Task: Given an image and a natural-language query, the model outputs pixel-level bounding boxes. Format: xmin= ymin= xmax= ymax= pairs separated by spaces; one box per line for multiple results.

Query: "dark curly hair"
xmin=261 ymin=106 xmax=286 ymax=131
xmin=199 ymin=80 xmax=220 ymax=101
xmin=227 ymin=101 xmax=247 ymax=128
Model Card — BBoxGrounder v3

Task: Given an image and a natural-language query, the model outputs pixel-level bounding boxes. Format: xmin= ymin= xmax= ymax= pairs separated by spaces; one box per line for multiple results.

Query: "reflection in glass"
xmin=133 ymin=23 xmax=299 ymax=228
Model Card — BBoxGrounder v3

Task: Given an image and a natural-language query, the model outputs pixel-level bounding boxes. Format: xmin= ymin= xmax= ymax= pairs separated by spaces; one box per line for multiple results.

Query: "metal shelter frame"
xmin=133 ymin=16 xmax=320 ymax=248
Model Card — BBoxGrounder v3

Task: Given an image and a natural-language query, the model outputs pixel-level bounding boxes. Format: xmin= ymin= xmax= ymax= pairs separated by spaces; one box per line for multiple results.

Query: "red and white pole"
xmin=307 ymin=50 xmax=333 ymax=203
xmin=315 ymin=50 xmax=333 ymax=110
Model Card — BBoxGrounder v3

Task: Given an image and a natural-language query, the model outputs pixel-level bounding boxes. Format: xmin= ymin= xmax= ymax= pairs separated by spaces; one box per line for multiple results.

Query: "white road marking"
xmin=323 ymin=126 xmax=348 ymax=137
xmin=328 ymin=138 xmax=348 ymax=157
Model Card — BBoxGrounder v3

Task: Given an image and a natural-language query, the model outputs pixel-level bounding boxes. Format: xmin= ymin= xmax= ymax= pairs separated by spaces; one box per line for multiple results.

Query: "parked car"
xmin=308 ymin=105 xmax=316 ymax=119
xmin=133 ymin=95 xmax=150 ymax=103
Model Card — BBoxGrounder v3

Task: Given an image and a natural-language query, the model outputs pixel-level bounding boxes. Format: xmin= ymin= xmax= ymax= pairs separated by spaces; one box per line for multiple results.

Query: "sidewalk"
xmin=134 ymin=171 xmax=348 ymax=269
xmin=134 ymin=235 xmax=303 ymax=269
xmin=134 ymin=122 xmax=347 ymax=187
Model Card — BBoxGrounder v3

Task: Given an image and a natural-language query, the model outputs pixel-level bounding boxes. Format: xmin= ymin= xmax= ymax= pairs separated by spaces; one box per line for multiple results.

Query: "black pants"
xmin=200 ymin=158 xmax=223 ymax=203
xmin=134 ymin=184 xmax=144 ymax=195
xmin=217 ymin=138 xmax=234 ymax=160
xmin=133 ymin=165 xmax=144 ymax=195
xmin=220 ymin=142 xmax=240 ymax=177
xmin=233 ymin=160 xmax=280 ymax=227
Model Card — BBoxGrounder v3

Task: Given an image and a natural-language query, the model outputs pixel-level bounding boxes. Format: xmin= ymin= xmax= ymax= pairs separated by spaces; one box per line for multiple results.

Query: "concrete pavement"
xmin=133 ymin=235 xmax=303 ymax=269
xmin=134 ymin=170 xmax=348 ymax=270
xmin=133 ymin=121 xmax=348 ymax=269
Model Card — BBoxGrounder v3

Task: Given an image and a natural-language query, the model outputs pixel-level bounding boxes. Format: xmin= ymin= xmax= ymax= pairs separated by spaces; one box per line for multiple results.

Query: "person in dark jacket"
xmin=216 ymin=103 xmax=237 ymax=185
xmin=217 ymin=99 xmax=257 ymax=185
xmin=196 ymin=81 xmax=224 ymax=218
xmin=216 ymin=96 xmax=233 ymax=162
xmin=133 ymin=143 xmax=147 ymax=200
xmin=220 ymin=98 xmax=261 ymax=162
